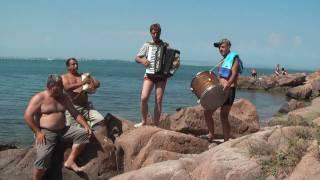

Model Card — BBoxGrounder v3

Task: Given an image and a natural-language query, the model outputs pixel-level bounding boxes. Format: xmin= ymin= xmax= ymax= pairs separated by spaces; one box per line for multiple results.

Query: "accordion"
xmin=145 ymin=43 xmax=180 ymax=77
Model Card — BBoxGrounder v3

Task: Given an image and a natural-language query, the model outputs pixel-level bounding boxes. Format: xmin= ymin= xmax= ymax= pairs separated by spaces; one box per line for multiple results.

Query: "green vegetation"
xmin=250 ymin=127 xmax=316 ymax=180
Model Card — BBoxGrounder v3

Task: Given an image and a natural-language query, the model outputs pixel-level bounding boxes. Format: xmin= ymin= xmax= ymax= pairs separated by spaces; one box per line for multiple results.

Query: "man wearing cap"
xmin=203 ymin=38 xmax=243 ymax=142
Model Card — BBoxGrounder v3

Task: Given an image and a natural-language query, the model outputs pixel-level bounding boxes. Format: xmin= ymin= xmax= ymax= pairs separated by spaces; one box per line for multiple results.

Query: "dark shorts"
xmin=223 ymin=87 xmax=236 ymax=106
xmin=144 ymin=74 xmax=167 ymax=84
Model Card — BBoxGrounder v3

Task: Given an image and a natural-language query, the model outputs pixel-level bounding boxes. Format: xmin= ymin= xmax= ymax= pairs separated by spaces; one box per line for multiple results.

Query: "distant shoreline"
xmin=0 ymin=57 xmax=315 ymax=73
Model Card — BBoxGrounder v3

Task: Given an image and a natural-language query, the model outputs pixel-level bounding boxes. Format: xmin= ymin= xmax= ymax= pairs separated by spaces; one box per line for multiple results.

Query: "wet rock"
xmin=278 ymin=99 xmax=306 ymax=113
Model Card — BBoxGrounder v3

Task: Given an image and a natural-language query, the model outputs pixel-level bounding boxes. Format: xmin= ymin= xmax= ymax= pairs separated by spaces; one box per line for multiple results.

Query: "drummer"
xmin=203 ymin=38 xmax=243 ymax=142
xmin=62 ymin=57 xmax=106 ymax=130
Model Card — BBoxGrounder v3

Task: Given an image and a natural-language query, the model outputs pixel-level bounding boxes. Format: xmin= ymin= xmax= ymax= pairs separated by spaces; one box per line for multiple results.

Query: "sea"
xmin=0 ymin=59 xmax=312 ymax=146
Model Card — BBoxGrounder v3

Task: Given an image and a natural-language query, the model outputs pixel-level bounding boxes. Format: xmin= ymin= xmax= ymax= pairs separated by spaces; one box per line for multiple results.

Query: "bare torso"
xmin=62 ymin=73 xmax=89 ymax=106
xmin=39 ymin=92 xmax=67 ymax=130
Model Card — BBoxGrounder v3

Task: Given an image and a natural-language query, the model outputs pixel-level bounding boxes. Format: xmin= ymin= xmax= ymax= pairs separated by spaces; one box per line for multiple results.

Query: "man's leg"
xmin=64 ymin=143 xmax=86 ymax=172
xmin=86 ymin=107 xmax=105 ymax=131
xmin=220 ymin=105 xmax=232 ymax=142
xmin=154 ymin=80 xmax=167 ymax=126
xmin=204 ymin=109 xmax=216 ymax=139
xmin=33 ymin=168 xmax=46 ymax=180
xmin=62 ymin=126 xmax=90 ymax=172
xmin=140 ymin=79 xmax=154 ymax=125
xmin=33 ymin=130 xmax=57 ymax=180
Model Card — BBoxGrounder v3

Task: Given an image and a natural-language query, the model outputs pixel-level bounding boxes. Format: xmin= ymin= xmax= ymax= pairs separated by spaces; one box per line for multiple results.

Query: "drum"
xmin=190 ymin=71 xmax=227 ymax=110
xmin=81 ymin=73 xmax=96 ymax=94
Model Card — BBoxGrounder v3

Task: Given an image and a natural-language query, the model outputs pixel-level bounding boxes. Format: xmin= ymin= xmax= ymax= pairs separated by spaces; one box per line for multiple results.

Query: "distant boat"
xmin=47 ymin=58 xmax=54 ymax=61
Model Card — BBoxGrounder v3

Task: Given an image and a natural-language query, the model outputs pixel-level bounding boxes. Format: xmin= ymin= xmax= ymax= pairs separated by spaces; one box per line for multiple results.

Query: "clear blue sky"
xmin=0 ymin=0 xmax=319 ymax=70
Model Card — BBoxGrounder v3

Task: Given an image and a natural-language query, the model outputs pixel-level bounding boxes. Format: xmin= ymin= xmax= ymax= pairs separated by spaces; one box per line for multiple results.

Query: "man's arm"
xmin=62 ymin=75 xmax=88 ymax=92
xmin=135 ymin=43 xmax=150 ymax=67
xmin=64 ymin=94 xmax=92 ymax=136
xmin=24 ymin=93 xmax=46 ymax=145
xmin=224 ymin=57 xmax=240 ymax=90
xmin=135 ymin=56 xmax=150 ymax=67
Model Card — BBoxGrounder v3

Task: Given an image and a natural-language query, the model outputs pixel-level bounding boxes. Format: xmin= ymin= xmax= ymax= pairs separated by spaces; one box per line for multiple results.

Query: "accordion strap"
xmin=147 ymin=40 xmax=168 ymax=47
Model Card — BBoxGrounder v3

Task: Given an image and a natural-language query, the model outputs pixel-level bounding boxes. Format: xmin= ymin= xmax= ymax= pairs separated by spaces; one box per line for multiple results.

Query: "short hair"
xmin=150 ymin=23 xmax=161 ymax=33
xmin=66 ymin=57 xmax=78 ymax=66
xmin=47 ymin=74 xmax=62 ymax=88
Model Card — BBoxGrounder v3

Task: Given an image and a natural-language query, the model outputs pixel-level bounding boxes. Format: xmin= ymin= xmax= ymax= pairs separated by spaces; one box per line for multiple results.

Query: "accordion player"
xmin=145 ymin=42 xmax=180 ymax=77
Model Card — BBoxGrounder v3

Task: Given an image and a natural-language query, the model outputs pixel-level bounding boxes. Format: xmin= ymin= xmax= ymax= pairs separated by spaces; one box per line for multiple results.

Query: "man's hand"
xmin=85 ymin=126 xmax=92 ymax=138
xmin=223 ymin=82 xmax=231 ymax=92
xmin=82 ymin=76 xmax=91 ymax=85
xmin=144 ymin=59 xmax=150 ymax=67
xmin=36 ymin=131 xmax=46 ymax=145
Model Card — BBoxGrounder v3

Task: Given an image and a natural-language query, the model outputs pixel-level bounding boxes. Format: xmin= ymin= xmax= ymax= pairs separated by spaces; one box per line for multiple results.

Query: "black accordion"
xmin=145 ymin=43 xmax=180 ymax=77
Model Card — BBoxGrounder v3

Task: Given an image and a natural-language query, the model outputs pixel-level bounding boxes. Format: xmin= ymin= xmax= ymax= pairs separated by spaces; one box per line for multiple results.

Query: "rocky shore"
xmin=238 ymin=70 xmax=320 ymax=100
xmin=1 ymin=70 xmax=320 ymax=180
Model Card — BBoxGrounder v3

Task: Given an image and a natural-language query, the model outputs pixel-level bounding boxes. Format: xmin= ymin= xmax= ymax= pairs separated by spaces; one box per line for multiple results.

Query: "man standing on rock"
xmin=24 ymin=74 xmax=92 ymax=180
xmin=135 ymin=23 xmax=180 ymax=127
xmin=203 ymin=38 xmax=243 ymax=142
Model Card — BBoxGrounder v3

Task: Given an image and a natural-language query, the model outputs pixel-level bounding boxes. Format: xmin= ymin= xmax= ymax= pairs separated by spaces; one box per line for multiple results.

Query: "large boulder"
xmin=237 ymin=76 xmax=262 ymax=90
xmin=115 ymin=126 xmax=209 ymax=172
xmin=278 ymin=99 xmax=306 ymax=113
xmin=237 ymin=73 xmax=306 ymax=91
xmin=305 ymin=70 xmax=320 ymax=83
xmin=160 ymin=98 xmax=260 ymax=138
xmin=112 ymin=126 xmax=319 ymax=180
xmin=285 ymin=141 xmax=320 ymax=180
xmin=288 ymin=97 xmax=320 ymax=125
xmin=276 ymin=73 xmax=306 ymax=87
xmin=0 ymin=114 xmax=134 ymax=180
xmin=0 ymin=143 xmax=17 ymax=151
xmin=311 ymin=79 xmax=320 ymax=97
xmin=306 ymin=70 xmax=320 ymax=99
xmin=286 ymin=84 xmax=313 ymax=100
xmin=0 ymin=133 xmax=120 ymax=180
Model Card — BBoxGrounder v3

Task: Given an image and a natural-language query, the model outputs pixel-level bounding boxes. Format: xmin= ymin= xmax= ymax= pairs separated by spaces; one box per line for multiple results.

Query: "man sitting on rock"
xmin=62 ymin=57 xmax=106 ymax=131
xmin=24 ymin=74 xmax=92 ymax=180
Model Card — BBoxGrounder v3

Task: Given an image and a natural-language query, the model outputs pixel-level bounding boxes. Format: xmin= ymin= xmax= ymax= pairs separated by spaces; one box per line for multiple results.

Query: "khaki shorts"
xmin=65 ymin=103 xmax=104 ymax=128
xmin=34 ymin=126 xmax=89 ymax=169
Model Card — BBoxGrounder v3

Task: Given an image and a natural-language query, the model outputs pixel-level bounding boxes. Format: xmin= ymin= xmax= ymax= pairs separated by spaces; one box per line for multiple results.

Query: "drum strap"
xmin=209 ymin=59 xmax=224 ymax=72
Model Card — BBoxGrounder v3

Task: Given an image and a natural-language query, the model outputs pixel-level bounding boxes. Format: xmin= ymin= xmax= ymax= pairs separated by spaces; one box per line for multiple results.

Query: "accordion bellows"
xmin=145 ymin=43 xmax=180 ymax=77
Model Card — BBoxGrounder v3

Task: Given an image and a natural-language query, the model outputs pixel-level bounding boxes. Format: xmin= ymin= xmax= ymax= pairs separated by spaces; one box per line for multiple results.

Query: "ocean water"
xmin=0 ymin=59 xmax=304 ymax=146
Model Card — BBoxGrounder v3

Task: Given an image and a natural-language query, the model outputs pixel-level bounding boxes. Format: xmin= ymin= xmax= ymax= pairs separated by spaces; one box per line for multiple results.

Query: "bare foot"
xmin=134 ymin=122 xmax=147 ymax=128
xmin=64 ymin=161 xmax=82 ymax=172
xmin=199 ymin=134 xmax=214 ymax=142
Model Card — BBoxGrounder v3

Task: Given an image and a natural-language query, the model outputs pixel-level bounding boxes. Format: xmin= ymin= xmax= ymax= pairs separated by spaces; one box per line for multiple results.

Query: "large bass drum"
xmin=190 ymin=71 xmax=227 ymax=110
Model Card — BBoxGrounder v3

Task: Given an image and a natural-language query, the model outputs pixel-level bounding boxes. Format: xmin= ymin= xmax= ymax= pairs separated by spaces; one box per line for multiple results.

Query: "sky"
xmin=0 ymin=0 xmax=319 ymax=70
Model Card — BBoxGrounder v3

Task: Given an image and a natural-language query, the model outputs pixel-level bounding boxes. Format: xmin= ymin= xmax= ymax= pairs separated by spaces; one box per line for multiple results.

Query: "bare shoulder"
xmin=28 ymin=91 xmax=46 ymax=105
xmin=61 ymin=73 xmax=72 ymax=85
xmin=61 ymin=73 xmax=69 ymax=81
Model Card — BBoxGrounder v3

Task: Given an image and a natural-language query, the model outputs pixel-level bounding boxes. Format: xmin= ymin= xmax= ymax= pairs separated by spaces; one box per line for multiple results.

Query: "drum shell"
xmin=190 ymin=71 xmax=227 ymax=110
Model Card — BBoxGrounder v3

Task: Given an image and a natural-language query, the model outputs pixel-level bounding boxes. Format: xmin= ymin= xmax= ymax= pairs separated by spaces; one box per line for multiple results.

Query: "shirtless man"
xmin=62 ymin=58 xmax=105 ymax=129
xmin=24 ymin=74 xmax=92 ymax=180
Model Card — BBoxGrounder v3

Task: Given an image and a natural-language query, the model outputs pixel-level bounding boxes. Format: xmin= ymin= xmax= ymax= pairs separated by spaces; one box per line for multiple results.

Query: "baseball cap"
xmin=213 ymin=38 xmax=232 ymax=48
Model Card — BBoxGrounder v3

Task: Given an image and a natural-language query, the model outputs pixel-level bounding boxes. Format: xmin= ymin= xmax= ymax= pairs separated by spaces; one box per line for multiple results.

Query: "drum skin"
xmin=81 ymin=73 xmax=96 ymax=94
xmin=190 ymin=71 xmax=227 ymax=110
